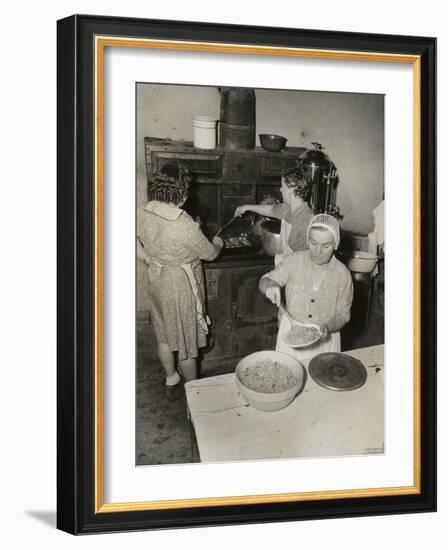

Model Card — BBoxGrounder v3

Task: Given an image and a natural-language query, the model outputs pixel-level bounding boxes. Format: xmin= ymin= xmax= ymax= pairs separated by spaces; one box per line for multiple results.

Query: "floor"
xmin=135 ymin=319 xmax=193 ymax=465
xmin=136 ymin=278 xmax=384 ymax=466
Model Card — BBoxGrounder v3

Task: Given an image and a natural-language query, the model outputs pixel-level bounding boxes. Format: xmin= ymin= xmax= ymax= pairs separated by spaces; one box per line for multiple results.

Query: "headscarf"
xmin=306 ymin=213 xmax=340 ymax=249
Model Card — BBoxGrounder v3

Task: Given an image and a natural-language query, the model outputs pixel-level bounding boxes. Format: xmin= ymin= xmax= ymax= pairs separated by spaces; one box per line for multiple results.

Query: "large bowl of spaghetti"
xmin=235 ymin=351 xmax=305 ymax=412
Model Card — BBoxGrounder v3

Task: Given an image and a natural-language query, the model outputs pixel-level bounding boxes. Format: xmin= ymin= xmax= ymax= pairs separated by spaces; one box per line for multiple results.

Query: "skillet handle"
xmin=215 ymin=216 xmax=236 ymax=237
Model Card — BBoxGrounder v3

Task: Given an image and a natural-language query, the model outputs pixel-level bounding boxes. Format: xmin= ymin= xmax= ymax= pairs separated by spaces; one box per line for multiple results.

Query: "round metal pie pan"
xmin=308 ymin=352 xmax=368 ymax=391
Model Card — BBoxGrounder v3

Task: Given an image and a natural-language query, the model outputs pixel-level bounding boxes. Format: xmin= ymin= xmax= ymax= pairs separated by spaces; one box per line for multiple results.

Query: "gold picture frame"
xmin=57 ymin=14 xmax=436 ymax=534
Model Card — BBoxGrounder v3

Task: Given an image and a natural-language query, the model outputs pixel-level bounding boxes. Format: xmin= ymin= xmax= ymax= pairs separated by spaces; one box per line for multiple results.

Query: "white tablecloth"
xmin=185 ymin=345 xmax=384 ymax=462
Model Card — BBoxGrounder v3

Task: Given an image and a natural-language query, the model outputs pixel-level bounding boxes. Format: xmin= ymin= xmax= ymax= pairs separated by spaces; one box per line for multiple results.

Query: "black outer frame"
xmin=57 ymin=14 xmax=436 ymax=535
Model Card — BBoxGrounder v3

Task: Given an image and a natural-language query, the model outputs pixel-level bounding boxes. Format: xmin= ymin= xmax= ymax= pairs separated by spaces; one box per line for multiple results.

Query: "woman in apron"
xmin=259 ymin=214 xmax=353 ymax=363
xmin=137 ymin=163 xmax=223 ymax=391
xmin=234 ymin=165 xmax=313 ymax=266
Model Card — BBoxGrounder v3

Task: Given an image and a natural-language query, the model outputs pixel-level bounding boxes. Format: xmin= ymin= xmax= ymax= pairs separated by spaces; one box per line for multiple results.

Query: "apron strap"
xmin=179 ymin=262 xmax=210 ymax=334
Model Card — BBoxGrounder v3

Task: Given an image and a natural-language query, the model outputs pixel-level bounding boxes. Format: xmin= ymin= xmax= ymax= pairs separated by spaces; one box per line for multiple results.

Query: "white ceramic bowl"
xmin=235 ymin=351 xmax=305 ymax=412
xmin=339 ymin=250 xmax=378 ymax=273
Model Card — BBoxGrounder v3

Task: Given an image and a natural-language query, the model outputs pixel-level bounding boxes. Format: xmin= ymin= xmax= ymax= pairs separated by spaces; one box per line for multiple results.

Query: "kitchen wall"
xmin=136 ymin=84 xmax=384 ymax=310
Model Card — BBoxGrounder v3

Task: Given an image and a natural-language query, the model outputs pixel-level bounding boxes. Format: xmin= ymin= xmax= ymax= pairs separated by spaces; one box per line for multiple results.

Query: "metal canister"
xmin=219 ymin=87 xmax=255 ymax=125
xmin=219 ymin=122 xmax=255 ymax=150
xmin=219 ymin=87 xmax=256 ymax=150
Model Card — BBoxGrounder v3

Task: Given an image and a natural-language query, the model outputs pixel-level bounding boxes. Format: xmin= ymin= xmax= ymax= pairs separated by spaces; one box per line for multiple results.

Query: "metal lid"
xmin=298 ymin=142 xmax=335 ymax=170
xmin=308 ymin=353 xmax=367 ymax=391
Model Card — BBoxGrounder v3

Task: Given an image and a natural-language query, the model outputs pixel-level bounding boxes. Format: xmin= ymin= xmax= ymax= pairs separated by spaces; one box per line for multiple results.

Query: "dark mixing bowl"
xmin=259 ymin=134 xmax=287 ymax=152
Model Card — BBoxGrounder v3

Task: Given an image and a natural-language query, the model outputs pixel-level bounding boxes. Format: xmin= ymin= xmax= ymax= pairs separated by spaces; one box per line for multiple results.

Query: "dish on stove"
xmin=223 ymin=232 xmax=253 ymax=248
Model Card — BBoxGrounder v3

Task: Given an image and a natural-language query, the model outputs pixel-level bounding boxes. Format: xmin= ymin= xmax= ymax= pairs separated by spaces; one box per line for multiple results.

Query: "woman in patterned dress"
xmin=137 ymin=163 xmax=223 ymax=387
xmin=259 ymin=214 xmax=353 ymax=362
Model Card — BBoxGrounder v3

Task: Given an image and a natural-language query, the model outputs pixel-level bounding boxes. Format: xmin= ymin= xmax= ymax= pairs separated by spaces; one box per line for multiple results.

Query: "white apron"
xmin=275 ymin=313 xmax=341 ymax=363
xmin=274 ymin=219 xmax=294 ymax=267
xmin=274 ymin=219 xmax=296 ymax=324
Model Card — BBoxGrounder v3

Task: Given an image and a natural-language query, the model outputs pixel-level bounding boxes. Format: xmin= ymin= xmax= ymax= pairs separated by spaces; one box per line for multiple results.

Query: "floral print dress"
xmin=137 ymin=201 xmax=218 ymax=360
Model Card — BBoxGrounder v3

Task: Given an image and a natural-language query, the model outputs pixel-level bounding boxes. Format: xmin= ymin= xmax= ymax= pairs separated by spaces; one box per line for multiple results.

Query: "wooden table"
xmin=185 ymin=345 xmax=384 ymax=463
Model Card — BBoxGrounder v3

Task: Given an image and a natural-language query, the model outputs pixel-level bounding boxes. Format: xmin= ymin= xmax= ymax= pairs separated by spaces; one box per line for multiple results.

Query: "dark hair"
xmin=148 ymin=163 xmax=191 ymax=205
xmin=282 ymin=166 xmax=310 ymax=200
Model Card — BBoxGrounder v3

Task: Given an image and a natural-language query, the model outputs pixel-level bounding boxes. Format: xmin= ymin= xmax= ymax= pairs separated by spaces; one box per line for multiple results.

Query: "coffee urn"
xmin=298 ymin=142 xmax=340 ymax=216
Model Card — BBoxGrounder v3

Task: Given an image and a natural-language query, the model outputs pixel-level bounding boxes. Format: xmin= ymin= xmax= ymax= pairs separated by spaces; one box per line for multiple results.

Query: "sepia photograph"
xmin=55 ymin=12 xmax=436 ymax=534
xmin=135 ymin=83 xmax=385 ymax=466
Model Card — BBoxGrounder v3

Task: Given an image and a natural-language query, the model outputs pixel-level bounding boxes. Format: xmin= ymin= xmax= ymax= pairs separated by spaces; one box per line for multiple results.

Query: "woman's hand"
xmin=319 ymin=324 xmax=330 ymax=341
xmin=265 ymin=286 xmax=281 ymax=306
xmin=212 ymin=235 xmax=224 ymax=248
xmin=234 ymin=205 xmax=248 ymax=217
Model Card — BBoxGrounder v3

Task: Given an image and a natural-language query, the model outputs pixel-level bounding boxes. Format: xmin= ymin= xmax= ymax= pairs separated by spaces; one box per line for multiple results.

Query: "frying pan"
xmin=217 ymin=216 xmax=262 ymax=255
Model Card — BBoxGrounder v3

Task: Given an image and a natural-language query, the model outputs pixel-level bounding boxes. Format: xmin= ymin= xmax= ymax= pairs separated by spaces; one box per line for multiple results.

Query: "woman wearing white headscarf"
xmin=259 ymin=214 xmax=354 ymax=362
